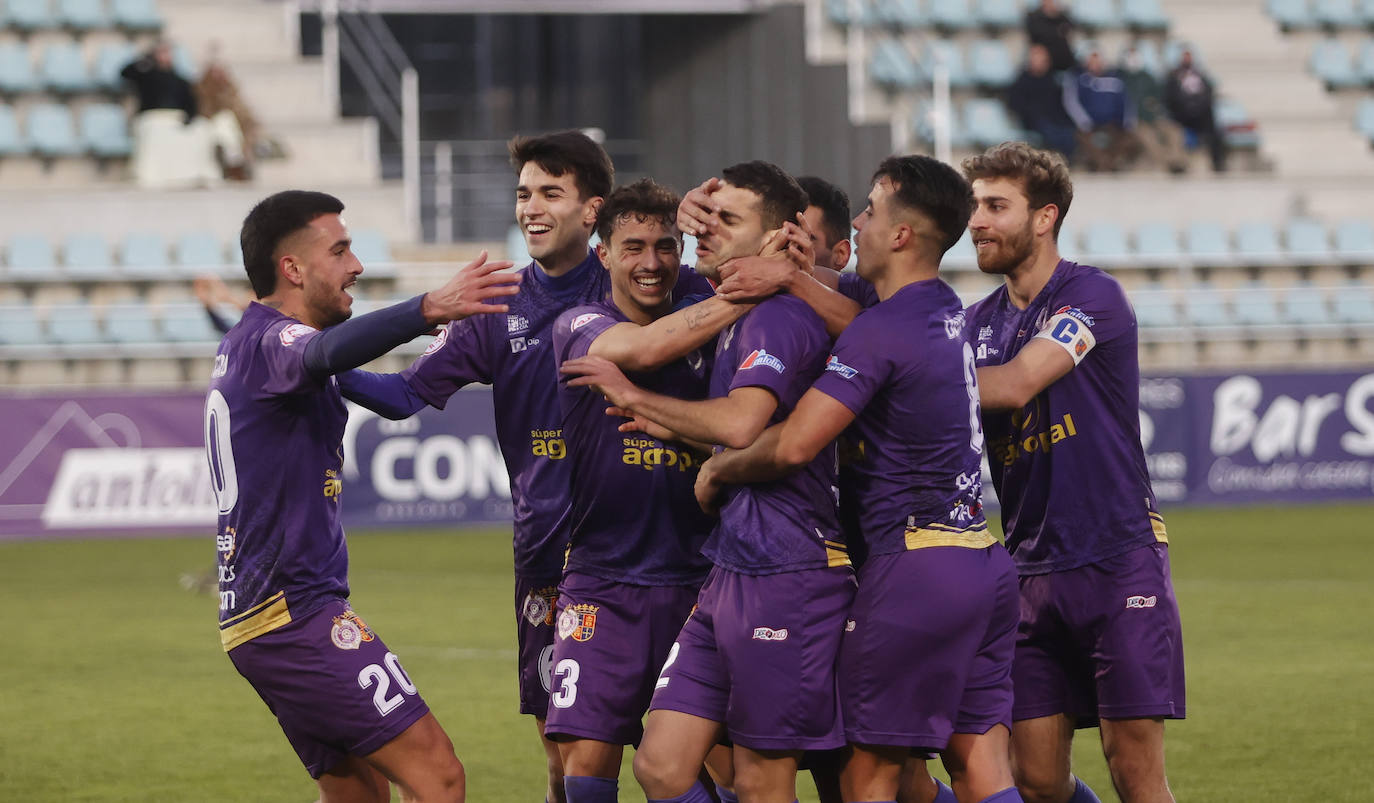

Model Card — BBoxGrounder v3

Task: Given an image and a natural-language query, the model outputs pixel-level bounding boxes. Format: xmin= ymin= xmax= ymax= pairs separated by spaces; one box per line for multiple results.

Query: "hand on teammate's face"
xmin=421 ymin=250 xmax=520 ymax=325
xmin=678 ymin=177 xmax=722 ymax=237
xmin=716 ymin=256 xmax=795 ymax=302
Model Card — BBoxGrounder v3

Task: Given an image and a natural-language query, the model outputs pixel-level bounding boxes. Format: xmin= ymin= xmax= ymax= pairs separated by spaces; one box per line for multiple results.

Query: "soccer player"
xmin=544 ymin=178 xmax=728 ymax=803
xmin=206 ymin=190 xmax=519 ymax=802
xmin=691 ymin=155 xmax=1022 ymax=803
xmin=796 ymin=175 xmax=853 ymax=272
xmin=961 ymin=143 xmax=1185 ymax=803
xmin=562 ymin=161 xmax=851 ymax=803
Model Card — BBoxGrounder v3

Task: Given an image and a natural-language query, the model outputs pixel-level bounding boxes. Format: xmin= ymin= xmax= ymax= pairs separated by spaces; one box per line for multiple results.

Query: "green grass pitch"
xmin=3 ymin=503 xmax=1373 ymax=802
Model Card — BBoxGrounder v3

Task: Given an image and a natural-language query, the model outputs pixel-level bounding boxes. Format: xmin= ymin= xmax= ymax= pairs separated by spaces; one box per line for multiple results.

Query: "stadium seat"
xmin=1268 ymin=0 xmax=1317 ymax=30
xmin=1122 ymin=39 xmax=1165 ymax=77
xmin=1121 ymin=0 xmax=1169 ymax=31
xmin=1080 ymin=221 xmax=1131 ymax=265
xmin=680 ymin=232 xmax=698 ymax=267
xmin=505 ymin=225 xmax=531 ymax=268
xmin=0 ymin=104 xmax=25 ymax=157
xmin=1334 ymin=218 xmax=1374 ymax=261
xmin=1183 ymin=283 xmax=1231 ymax=328
xmin=929 ymin=0 xmax=977 ymax=31
xmin=0 ymin=41 xmax=40 ymax=95
xmin=969 ymin=39 xmax=1017 ymax=89
xmin=1133 ymin=222 xmax=1183 ymax=266
xmin=1356 ymin=40 xmax=1374 ymax=84
xmin=1071 ymin=0 xmax=1121 ymax=30
xmin=869 ymin=38 xmax=922 ymax=90
xmin=1332 ymin=280 xmax=1374 ymax=322
xmin=944 ymin=229 xmax=978 ymax=271
xmin=923 ymin=39 xmax=971 ymax=88
xmin=1131 ymin=284 xmax=1180 ymax=328
xmin=174 ymin=231 xmax=227 ymax=274
xmin=47 ymin=302 xmax=104 ymax=345
xmin=160 ymin=302 xmax=222 ymax=342
xmin=1284 ymin=219 xmax=1333 ymax=264
xmin=41 ymin=40 xmax=95 ymax=94
xmin=119 ymin=232 xmax=169 ymax=278
xmin=911 ymin=98 xmax=971 ymax=148
xmin=1216 ymin=97 xmax=1261 ymax=149
xmin=1056 ymin=224 xmax=1079 ymax=260
xmin=1231 ymin=281 xmax=1282 ymax=327
xmin=1355 ymin=97 xmax=1374 ymax=142
xmin=1280 ymin=281 xmax=1330 ymax=325
xmin=80 ymin=103 xmax=132 ymax=158
xmin=0 ymin=304 xmax=45 ymax=346
xmin=93 ymin=40 xmax=137 ymax=92
xmin=110 ymin=0 xmax=162 ymax=31
xmin=26 ymin=103 xmax=82 ymax=158
xmin=61 ymin=232 xmax=112 ymax=279
xmin=975 ymin=0 xmax=1022 ymax=30
xmin=872 ymin=0 xmax=924 ymax=28
xmin=1234 ymin=221 xmax=1285 ymax=266
xmin=1184 ymin=221 xmax=1233 ymax=266
xmin=1363 ymin=0 xmax=1374 ymax=25
xmin=5 ymin=233 xmax=57 ymax=280
xmin=6 ymin=0 xmax=57 ymax=31
xmin=1312 ymin=0 xmax=1360 ymax=27
xmin=350 ymin=229 xmax=392 ymax=268
xmin=963 ymin=98 xmax=1022 ymax=147
xmin=57 ymin=0 xmax=110 ymax=30
xmin=104 ymin=302 xmax=161 ymax=343
xmin=1310 ymin=38 xmax=1361 ymax=89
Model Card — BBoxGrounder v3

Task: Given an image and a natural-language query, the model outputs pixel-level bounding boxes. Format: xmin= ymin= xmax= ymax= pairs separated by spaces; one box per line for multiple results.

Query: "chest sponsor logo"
xmin=557 ymin=603 xmax=598 ymax=642
xmin=322 ymin=468 xmax=342 ymax=499
xmin=523 ymin=586 xmax=559 ymax=627
xmin=507 ymin=314 xmax=530 ymax=334
xmin=279 ymin=323 xmax=316 ymax=346
xmin=622 ymin=437 xmax=702 ymax=471
xmin=570 ymin=313 xmax=603 ymax=332
xmin=510 ymin=336 xmax=541 ymax=353
xmin=824 ymin=355 xmax=859 ymax=380
xmin=1126 ymin=595 xmax=1158 ymax=609
xmin=976 ymin=343 xmax=1001 ymax=360
xmin=330 ymin=609 xmax=376 ymax=650
xmin=739 ymin=348 xmax=785 ymax=374
xmin=978 ymin=325 xmax=993 ymax=342
xmin=990 ymin=409 xmax=1080 ymax=466
xmin=751 ymin=626 xmax=789 ymax=641
xmin=423 ymin=325 xmax=449 ymax=356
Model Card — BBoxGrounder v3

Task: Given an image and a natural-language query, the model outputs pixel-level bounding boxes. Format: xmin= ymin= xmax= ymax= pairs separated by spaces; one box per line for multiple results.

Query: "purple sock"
xmin=1068 ymin=778 xmax=1102 ymax=803
xmin=714 ymin=784 xmax=739 ymax=803
xmin=564 ymin=775 xmax=617 ymax=803
xmin=976 ymin=788 xmax=1023 ymax=803
xmin=648 ymin=779 xmax=717 ymax=803
xmin=933 ymin=779 xmax=957 ymax=803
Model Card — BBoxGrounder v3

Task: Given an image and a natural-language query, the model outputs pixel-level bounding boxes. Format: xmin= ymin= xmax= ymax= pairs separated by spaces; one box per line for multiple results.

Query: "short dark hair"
xmin=961 ymin=142 xmax=1074 ymax=237
xmin=239 ymin=190 xmax=344 ymax=297
xmin=596 ymin=178 xmax=682 ymax=244
xmin=720 ymin=161 xmax=809 ymax=231
xmin=508 ymin=130 xmax=614 ymax=201
xmin=797 ymin=176 xmax=851 ymax=250
xmin=871 ymin=155 xmax=975 ymax=254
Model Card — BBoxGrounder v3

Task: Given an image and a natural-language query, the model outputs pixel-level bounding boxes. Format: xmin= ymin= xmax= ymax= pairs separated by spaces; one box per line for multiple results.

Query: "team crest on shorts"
xmin=557 ymin=603 xmax=598 ymax=642
xmin=330 ymin=610 xmax=376 ymax=650
xmin=523 ymin=586 xmax=559 ymax=627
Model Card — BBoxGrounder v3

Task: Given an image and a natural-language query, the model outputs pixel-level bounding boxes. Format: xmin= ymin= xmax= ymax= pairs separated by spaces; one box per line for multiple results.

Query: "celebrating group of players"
xmin=205 ymin=129 xmax=1185 ymax=803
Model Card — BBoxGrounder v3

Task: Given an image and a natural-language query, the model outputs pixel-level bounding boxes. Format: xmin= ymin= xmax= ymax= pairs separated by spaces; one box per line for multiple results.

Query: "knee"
xmin=633 ymin=748 xmax=691 ymax=798
xmin=1012 ymin=764 xmax=1070 ymax=803
xmin=433 ymin=756 xmax=466 ymax=803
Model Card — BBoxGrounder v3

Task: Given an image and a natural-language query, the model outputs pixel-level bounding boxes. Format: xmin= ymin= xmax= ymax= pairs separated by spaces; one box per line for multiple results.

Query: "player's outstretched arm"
xmin=977 ymin=338 xmax=1075 ymax=411
xmin=337 ymin=369 xmax=426 ymax=420
xmin=587 ymin=295 xmax=752 ymax=373
xmin=717 ymin=258 xmax=861 ymax=339
xmin=419 ymin=250 xmax=520 ymax=325
xmin=560 ymin=355 xmax=778 ymax=449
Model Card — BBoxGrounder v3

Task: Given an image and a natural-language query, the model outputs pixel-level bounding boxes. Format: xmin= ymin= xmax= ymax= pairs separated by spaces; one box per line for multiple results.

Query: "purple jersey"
xmin=402 ymin=251 xmax=714 ymax=579
xmin=837 ymin=271 xmax=879 ymax=309
xmin=964 ymin=260 xmax=1165 ymax=574
xmin=552 ymin=300 xmax=715 ymax=586
xmin=206 ymin=303 xmax=350 ymax=651
xmin=813 ymin=279 xmax=991 ymax=558
xmin=705 ymin=294 xmax=845 ymax=574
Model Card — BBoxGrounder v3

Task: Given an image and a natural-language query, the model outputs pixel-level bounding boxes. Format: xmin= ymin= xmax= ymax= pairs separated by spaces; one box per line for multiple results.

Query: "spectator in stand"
xmin=121 ymin=40 xmax=196 ymax=121
xmin=1063 ymin=49 xmax=1141 ymax=172
xmin=1008 ymin=44 xmax=1078 ymax=162
xmin=1025 ymin=0 xmax=1077 ymax=74
xmin=1120 ymin=44 xmax=1188 ymax=174
xmin=195 ymin=43 xmax=257 ymax=181
xmin=1164 ymin=49 xmax=1228 ymax=172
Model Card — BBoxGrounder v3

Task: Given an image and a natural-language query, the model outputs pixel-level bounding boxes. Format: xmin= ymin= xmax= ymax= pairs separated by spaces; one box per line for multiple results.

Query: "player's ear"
xmin=833 ymin=238 xmax=852 ymax=269
xmin=583 ymin=196 xmax=603 ymax=227
xmin=279 ymin=255 xmax=303 ymax=288
xmin=891 ymin=223 xmax=914 ymax=252
xmin=595 ymin=240 xmax=609 ymax=267
xmin=1036 ymin=204 xmax=1060 ymax=238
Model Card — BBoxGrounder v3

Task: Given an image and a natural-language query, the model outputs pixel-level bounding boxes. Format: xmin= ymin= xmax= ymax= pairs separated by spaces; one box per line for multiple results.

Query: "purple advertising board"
xmin=1 ymin=370 xmax=1370 ymax=540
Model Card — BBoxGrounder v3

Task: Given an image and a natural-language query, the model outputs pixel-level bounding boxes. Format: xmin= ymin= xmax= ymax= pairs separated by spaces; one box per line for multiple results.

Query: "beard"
xmin=975 ymin=220 xmax=1036 ymax=276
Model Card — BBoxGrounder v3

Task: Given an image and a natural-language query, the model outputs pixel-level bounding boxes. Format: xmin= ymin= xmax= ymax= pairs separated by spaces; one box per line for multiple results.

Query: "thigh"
xmin=649 ymin=569 xmax=730 ymax=726
xmin=515 ymin=575 xmax=561 ymax=716
xmin=1012 ymin=572 xmax=1096 ymax=724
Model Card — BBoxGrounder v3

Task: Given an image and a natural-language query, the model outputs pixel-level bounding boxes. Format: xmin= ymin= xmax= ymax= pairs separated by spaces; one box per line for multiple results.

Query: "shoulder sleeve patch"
xmin=278 ymin=322 xmax=317 ymax=347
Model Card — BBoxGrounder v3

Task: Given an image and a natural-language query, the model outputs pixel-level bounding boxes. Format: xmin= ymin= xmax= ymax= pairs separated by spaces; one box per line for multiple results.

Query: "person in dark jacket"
xmin=1164 ymin=49 xmax=1228 ymax=172
xmin=1063 ymin=49 xmax=1141 ymax=172
xmin=120 ymin=40 xmax=196 ymax=123
xmin=1008 ymin=45 xmax=1077 ymax=161
xmin=1025 ymin=0 xmax=1077 ymax=73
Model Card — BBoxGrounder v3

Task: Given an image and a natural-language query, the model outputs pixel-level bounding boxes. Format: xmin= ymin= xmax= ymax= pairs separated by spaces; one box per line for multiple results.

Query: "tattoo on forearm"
xmin=684 ymin=306 xmax=712 ymax=330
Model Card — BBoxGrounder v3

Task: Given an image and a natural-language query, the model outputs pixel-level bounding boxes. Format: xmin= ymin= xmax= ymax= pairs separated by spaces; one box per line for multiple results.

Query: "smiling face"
xmin=280 ymin=213 xmax=362 ymax=328
xmin=968 ymin=177 xmax=1045 ymax=276
xmin=515 ymin=162 xmax=599 ymax=271
xmin=693 ymin=183 xmax=771 ymax=279
xmin=598 ymin=213 xmax=681 ymax=320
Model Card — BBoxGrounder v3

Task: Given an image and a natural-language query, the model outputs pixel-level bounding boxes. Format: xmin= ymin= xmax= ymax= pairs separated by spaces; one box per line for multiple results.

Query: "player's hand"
xmin=606 ymin=405 xmax=677 ymax=441
xmin=694 ymin=455 xmax=725 ymax=516
xmin=678 ymin=177 xmax=722 ymax=237
xmin=766 ymin=213 xmax=816 ymax=275
xmin=560 ymin=355 xmax=640 ymax=409
xmin=422 ymin=250 xmax=520 ymax=324
xmin=716 ymin=255 xmax=798 ymax=302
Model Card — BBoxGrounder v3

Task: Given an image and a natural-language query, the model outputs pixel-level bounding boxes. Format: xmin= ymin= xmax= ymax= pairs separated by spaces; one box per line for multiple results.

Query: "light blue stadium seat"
xmin=1185 ymin=221 xmax=1233 ymax=265
xmin=174 ymin=231 xmax=227 ymax=274
xmin=826 ymin=0 xmax=874 ymax=26
xmin=1183 ymin=283 xmax=1231 ymax=327
xmin=963 ymin=98 xmax=1023 ymax=147
xmin=6 ymin=233 xmax=57 ymax=280
xmin=1363 ymin=0 xmax=1374 ymax=24
xmin=1268 ymin=0 xmax=1317 ymax=30
xmin=1122 ymin=39 xmax=1165 ymax=77
xmin=227 ymin=237 xmax=244 ymax=275
xmin=1310 ymin=38 xmax=1361 ymax=89
xmin=0 ymin=305 xmax=45 ymax=346
xmin=160 ymin=303 xmax=222 ymax=342
xmin=110 ymin=0 xmax=162 ymax=31
xmin=1357 ymin=40 xmax=1374 ymax=84
xmin=1332 ymin=281 xmax=1374 ymax=322
xmin=80 ymin=102 xmax=132 ymax=158
xmin=969 ymin=39 xmax=1016 ymax=89
xmin=104 ymin=302 xmax=161 ymax=343
xmin=6 ymin=0 xmax=58 ymax=31
xmin=47 ymin=302 xmax=104 ymax=345
xmin=58 ymin=0 xmax=110 ymax=30
xmin=1281 ymin=281 xmax=1330 ymax=325
xmin=1216 ymin=98 xmax=1261 ymax=149
xmin=26 ymin=103 xmax=82 ymax=158
xmin=0 ymin=104 xmax=25 ymax=156
xmin=119 ymin=232 xmax=168 ymax=277
xmin=1313 ymin=0 xmax=1360 ymax=26
xmin=870 ymin=38 xmax=922 ymax=90
xmin=93 ymin=40 xmax=136 ymax=92
xmin=944 ymin=229 xmax=977 ymax=271
xmin=1056 ymin=224 xmax=1079 ymax=260
xmin=680 ymin=232 xmax=698 ymax=267
xmin=1234 ymin=221 xmax=1284 ymax=266
xmin=1133 ymin=222 xmax=1182 ymax=266
xmin=1334 ymin=218 xmax=1374 ymax=261
xmin=350 ymin=229 xmax=392 ymax=268
xmin=1080 ymin=221 xmax=1130 ymax=264
xmin=1355 ymin=96 xmax=1374 ymax=142
xmin=975 ymin=0 xmax=1022 ymax=29
xmin=912 ymin=98 xmax=971 ymax=147
xmin=1284 ymin=219 xmax=1332 ymax=263
xmin=41 ymin=40 xmax=94 ymax=93
xmin=62 ymin=232 xmax=112 ymax=278
xmin=929 ymin=0 xmax=977 ymax=30
xmin=1231 ymin=281 xmax=1282 ymax=327
xmin=1121 ymin=0 xmax=1169 ymax=30
xmin=1072 ymin=0 xmax=1121 ymax=30
xmin=0 ymin=41 xmax=40 ymax=94
xmin=872 ymin=0 xmax=924 ymax=28
xmin=1131 ymin=284 xmax=1180 ymax=328
xmin=923 ymin=39 xmax=971 ymax=88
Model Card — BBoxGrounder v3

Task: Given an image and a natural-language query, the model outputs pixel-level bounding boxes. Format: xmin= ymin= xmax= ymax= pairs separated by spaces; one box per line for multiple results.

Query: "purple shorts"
xmin=842 ymin=545 xmax=1019 ymax=751
xmin=649 ymin=565 xmax=856 ymax=752
xmin=227 ymin=598 xmax=430 ymax=779
xmin=1013 ymin=543 xmax=1186 ymax=726
xmin=543 ymin=571 xmax=699 ymax=745
xmin=515 ymin=574 xmax=561 ymax=717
